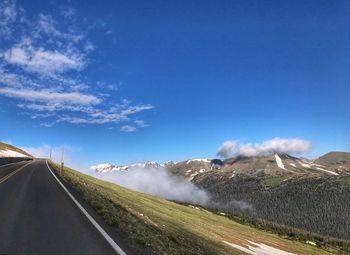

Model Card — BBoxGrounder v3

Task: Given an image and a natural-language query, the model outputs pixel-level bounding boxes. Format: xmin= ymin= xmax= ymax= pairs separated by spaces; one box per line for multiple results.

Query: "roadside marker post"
xmin=60 ymin=162 xmax=64 ymax=176
xmin=60 ymin=147 xmax=64 ymax=176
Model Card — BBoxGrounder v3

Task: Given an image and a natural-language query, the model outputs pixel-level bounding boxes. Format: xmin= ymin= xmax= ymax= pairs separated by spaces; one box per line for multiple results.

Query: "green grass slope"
xmin=48 ymin=161 xmax=338 ymax=255
xmin=315 ymin=152 xmax=350 ymax=174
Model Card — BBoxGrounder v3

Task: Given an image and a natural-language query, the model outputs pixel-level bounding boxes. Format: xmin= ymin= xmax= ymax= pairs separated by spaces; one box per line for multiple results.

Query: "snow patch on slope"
xmin=186 ymin=158 xmax=211 ymax=164
xmin=90 ymin=164 xmax=128 ymax=173
xmin=223 ymin=240 xmax=297 ymax=255
xmin=274 ymin=154 xmax=286 ymax=170
xmin=0 ymin=149 xmax=31 ymax=158
xmin=90 ymin=161 xmax=162 ymax=173
xmin=300 ymin=162 xmax=311 ymax=168
xmin=315 ymin=167 xmax=339 ymax=176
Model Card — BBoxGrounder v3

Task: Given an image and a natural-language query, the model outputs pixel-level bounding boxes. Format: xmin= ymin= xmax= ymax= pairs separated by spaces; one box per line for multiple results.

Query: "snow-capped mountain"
xmin=166 ymin=153 xmax=350 ymax=181
xmin=90 ymin=161 xmax=164 ymax=173
xmin=90 ymin=160 xmax=179 ymax=173
xmin=91 ymin=152 xmax=350 ymax=177
xmin=90 ymin=163 xmax=127 ymax=173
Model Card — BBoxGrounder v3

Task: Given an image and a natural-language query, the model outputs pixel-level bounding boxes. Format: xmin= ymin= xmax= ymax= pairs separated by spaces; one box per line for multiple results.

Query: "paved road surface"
xmin=0 ymin=157 xmax=32 ymax=167
xmin=0 ymin=160 xmax=130 ymax=255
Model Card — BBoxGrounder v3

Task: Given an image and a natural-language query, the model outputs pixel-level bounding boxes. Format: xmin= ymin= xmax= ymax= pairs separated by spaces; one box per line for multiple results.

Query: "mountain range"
xmin=90 ymin=160 xmax=175 ymax=172
xmin=91 ymin=152 xmax=350 ymax=178
xmin=91 ymin=151 xmax=350 ymax=241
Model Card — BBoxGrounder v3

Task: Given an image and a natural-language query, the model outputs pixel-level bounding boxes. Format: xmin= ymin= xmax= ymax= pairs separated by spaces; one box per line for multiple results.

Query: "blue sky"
xmin=0 ymin=0 xmax=349 ymax=168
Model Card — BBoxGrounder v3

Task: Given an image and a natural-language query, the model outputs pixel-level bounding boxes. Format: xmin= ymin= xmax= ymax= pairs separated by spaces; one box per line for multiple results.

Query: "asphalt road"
xmin=0 ymin=159 xmax=129 ymax=255
xmin=0 ymin=157 xmax=32 ymax=167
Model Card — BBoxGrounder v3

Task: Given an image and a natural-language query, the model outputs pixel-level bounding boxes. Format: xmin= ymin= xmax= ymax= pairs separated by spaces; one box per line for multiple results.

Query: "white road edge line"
xmin=46 ymin=160 xmax=127 ymax=255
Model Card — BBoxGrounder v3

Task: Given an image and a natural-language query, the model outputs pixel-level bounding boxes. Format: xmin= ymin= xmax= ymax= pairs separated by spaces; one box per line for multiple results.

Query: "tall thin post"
xmin=49 ymin=148 xmax=52 ymax=160
xmin=60 ymin=147 xmax=64 ymax=175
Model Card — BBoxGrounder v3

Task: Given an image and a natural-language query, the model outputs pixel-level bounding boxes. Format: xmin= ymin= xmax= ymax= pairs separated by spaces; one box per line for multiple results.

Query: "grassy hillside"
xmin=315 ymin=152 xmax=350 ymax=174
xmin=0 ymin=142 xmax=32 ymax=157
xmin=48 ymin=161 xmax=338 ymax=255
xmin=316 ymin=152 xmax=350 ymax=163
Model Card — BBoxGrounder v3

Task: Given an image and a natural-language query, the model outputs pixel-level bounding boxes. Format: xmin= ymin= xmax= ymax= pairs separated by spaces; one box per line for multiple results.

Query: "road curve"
xmin=0 ymin=159 xmax=132 ymax=255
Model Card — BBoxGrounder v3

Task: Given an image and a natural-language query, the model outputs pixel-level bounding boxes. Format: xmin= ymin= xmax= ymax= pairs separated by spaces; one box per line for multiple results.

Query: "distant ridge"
xmin=0 ymin=142 xmax=32 ymax=158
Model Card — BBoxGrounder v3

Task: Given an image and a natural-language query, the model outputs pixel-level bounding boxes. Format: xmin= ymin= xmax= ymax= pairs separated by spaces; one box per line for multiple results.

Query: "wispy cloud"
xmin=134 ymin=120 xmax=149 ymax=127
xmin=0 ymin=0 xmax=17 ymax=37
xmin=217 ymin=138 xmax=312 ymax=158
xmin=120 ymin=125 xmax=137 ymax=132
xmin=0 ymin=0 xmax=153 ymax=130
xmin=0 ymin=87 xmax=100 ymax=105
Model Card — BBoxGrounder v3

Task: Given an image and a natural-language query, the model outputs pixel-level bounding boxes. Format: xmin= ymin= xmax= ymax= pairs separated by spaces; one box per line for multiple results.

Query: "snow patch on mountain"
xmin=299 ymin=161 xmax=311 ymax=168
xmin=91 ymin=161 xmax=166 ymax=173
xmin=315 ymin=167 xmax=339 ymax=176
xmin=186 ymin=158 xmax=211 ymax=164
xmin=0 ymin=149 xmax=31 ymax=158
xmin=163 ymin=160 xmax=176 ymax=167
xmin=90 ymin=164 xmax=128 ymax=172
xmin=223 ymin=240 xmax=297 ymax=255
xmin=274 ymin=154 xmax=286 ymax=170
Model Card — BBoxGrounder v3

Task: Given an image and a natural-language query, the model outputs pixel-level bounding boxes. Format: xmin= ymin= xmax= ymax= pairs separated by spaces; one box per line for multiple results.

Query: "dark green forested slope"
xmin=195 ymin=173 xmax=350 ymax=240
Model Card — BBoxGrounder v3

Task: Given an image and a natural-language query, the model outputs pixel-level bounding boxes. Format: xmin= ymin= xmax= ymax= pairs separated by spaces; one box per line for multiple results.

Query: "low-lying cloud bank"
xmin=85 ymin=167 xmax=210 ymax=206
xmin=217 ymin=138 xmax=312 ymax=158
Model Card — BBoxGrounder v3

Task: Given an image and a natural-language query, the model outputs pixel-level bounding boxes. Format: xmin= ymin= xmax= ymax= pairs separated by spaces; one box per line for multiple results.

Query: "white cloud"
xmin=134 ymin=120 xmax=149 ymax=127
xmin=217 ymin=138 xmax=312 ymax=158
xmin=120 ymin=104 xmax=154 ymax=115
xmin=217 ymin=140 xmax=237 ymax=158
xmin=4 ymin=39 xmax=85 ymax=75
xmin=84 ymin=41 xmax=95 ymax=52
xmin=120 ymin=125 xmax=137 ymax=132
xmin=0 ymin=87 xmax=100 ymax=105
xmin=86 ymin=167 xmax=210 ymax=205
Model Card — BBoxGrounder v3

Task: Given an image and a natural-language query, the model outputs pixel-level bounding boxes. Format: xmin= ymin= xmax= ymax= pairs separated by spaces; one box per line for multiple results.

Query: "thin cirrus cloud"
xmin=120 ymin=125 xmax=137 ymax=132
xmin=0 ymin=0 xmax=153 ymax=131
xmin=0 ymin=87 xmax=100 ymax=105
xmin=217 ymin=138 xmax=312 ymax=158
xmin=0 ymin=0 xmax=17 ymax=36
